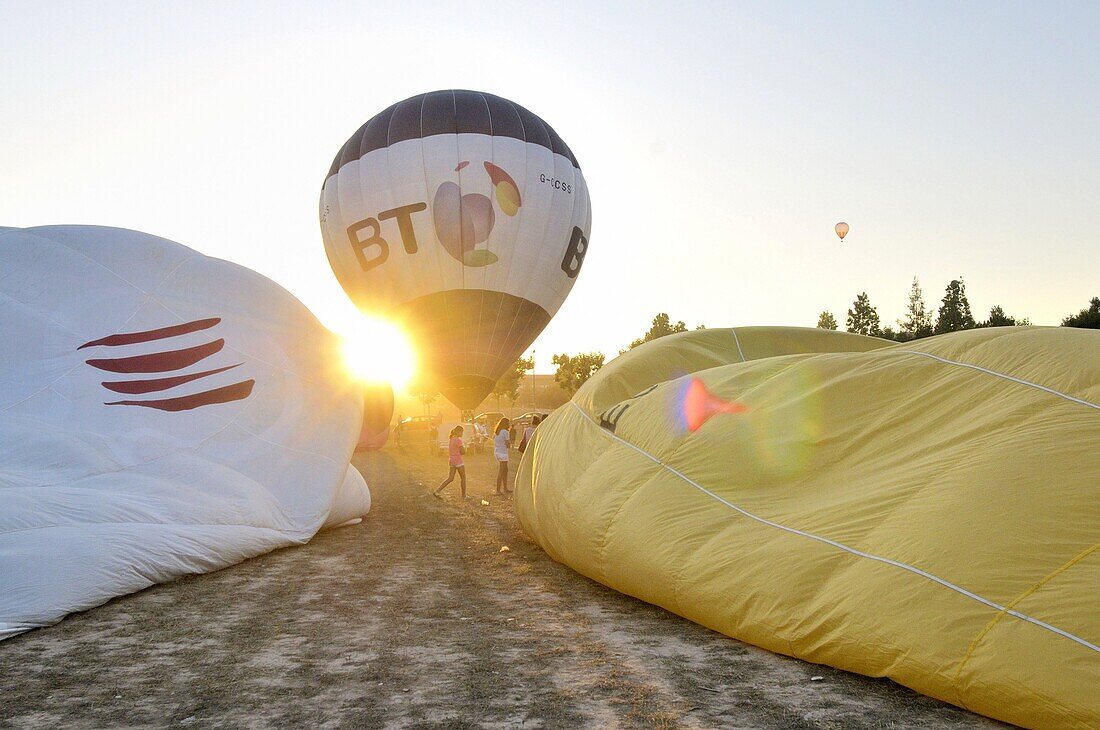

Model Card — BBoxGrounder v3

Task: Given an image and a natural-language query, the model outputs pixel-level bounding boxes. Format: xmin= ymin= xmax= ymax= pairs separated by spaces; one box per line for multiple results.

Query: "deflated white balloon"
xmin=0 ymin=225 xmax=369 ymax=639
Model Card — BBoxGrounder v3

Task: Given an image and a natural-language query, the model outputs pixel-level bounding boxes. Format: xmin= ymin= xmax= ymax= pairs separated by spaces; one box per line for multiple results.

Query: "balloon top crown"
xmin=325 ymin=90 xmax=580 ymax=182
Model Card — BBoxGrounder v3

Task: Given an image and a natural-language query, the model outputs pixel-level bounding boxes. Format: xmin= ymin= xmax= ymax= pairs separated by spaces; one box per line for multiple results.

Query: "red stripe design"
xmin=100 ymin=364 xmax=242 ymax=394
xmin=86 ymin=339 xmax=224 ymax=374
xmin=105 ymin=380 xmax=255 ymax=411
xmin=79 ymin=318 xmax=221 ymax=349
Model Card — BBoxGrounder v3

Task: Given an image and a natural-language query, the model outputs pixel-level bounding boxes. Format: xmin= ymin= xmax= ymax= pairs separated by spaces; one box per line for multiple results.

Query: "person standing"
xmin=519 ymin=415 xmax=540 ymax=453
xmin=433 ymin=425 xmax=467 ymax=498
xmin=494 ymin=417 xmax=512 ymax=494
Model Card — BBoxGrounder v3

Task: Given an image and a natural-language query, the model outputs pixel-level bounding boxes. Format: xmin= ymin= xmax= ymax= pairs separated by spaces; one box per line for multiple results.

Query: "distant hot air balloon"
xmin=835 ymin=222 xmax=849 ymax=241
xmin=320 ymin=90 xmax=592 ymax=411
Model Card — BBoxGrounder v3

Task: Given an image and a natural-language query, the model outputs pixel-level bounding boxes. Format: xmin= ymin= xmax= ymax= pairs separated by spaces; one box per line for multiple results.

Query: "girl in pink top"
xmin=433 ymin=425 xmax=467 ymax=498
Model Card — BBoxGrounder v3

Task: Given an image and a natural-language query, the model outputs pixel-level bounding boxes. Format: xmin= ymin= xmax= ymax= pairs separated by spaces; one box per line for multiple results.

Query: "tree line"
xmin=410 ymin=291 xmax=1097 ymax=412
xmin=818 ymin=278 xmax=1098 ymax=341
xmin=549 ymin=313 xmax=705 ymax=397
xmin=548 ymin=290 xmax=1097 ymax=400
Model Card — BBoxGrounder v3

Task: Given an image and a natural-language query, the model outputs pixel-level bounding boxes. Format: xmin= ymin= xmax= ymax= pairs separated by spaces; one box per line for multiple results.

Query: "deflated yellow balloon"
xmin=516 ymin=325 xmax=1100 ymax=729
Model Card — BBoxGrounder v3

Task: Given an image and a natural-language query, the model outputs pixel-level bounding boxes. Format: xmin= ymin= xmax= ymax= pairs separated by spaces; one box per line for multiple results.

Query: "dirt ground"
xmin=1 ymin=443 xmax=1005 ymax=729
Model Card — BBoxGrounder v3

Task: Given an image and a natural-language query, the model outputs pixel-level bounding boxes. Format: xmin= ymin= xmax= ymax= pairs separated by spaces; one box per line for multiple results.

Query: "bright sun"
xmin=339 ymin=315 xmax=416 ymax=391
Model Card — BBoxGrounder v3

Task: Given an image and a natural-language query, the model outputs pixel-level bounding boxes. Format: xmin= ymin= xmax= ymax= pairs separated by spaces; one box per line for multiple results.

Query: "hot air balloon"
xmin=835 ymin=221 xmax=849 ymax=240
xmin=0 ymin=225 xmax=370 ymax=639
xmin=517 ymin=326 xmax=1100 ymax=729
xmin=320 ymin=90 xmax=592 ymax=412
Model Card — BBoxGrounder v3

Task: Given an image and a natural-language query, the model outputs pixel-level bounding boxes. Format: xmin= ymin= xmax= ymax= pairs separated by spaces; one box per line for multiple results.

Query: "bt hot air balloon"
xmin=320 ymin=90 xmax=592 ymax=411
xmin=835 ymin=221 xmax=849 ymax=241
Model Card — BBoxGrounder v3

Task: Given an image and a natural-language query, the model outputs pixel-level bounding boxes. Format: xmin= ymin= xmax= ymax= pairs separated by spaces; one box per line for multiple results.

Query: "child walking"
xmin=433 ymin=425 xmax=467 ymax=498
xmin=494 ymin=417 xmax=511 ymax=495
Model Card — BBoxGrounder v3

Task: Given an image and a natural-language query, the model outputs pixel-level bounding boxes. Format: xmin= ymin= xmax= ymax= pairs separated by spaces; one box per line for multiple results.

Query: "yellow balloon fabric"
xmin=516 ymin=326 xmax=1100 ymax=728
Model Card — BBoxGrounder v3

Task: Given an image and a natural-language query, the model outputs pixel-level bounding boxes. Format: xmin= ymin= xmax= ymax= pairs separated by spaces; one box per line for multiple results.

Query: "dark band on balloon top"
xmin=325 ymin=90 xmax=581 ymax=182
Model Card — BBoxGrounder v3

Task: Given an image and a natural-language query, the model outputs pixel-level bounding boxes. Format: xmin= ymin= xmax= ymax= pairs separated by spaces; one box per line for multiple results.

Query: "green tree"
xmin=880 ymin=325 xmax=898 ymax=341
xmin=898 ymin=277 xmax=933 ymax=341
xmin=980 ymin=305 xmax=1026 ymax=328
xmin=624 ymin=313 xmax=688 ymax=352
xmin=492 ymin=356 xmax=534 ymax=410
xmin=935 ymin=278 xmax=977 ymax=334
xmin=846 ymin=292 xmax=881 ymax=336
xmin=1062 ymin=297 xmax=1100 ymax=329
xmin=817 ymin=311 xmax=838 ymax=330
xmin=552 ymin=352 xmax=606 ymax=395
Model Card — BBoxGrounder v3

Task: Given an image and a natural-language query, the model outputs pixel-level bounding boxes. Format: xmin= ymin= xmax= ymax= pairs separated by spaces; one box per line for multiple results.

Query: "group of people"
xmin=433 ymin=415 xmax=543 ymax=499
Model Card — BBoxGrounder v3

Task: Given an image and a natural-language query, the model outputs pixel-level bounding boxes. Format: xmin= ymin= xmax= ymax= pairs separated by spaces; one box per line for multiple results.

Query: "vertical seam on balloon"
xmin=568 ymin=401 xmax=1100 ymax=655
xmin=413 ymin=93 xmax=437 ymax=327
xmin=950 ymin=541 xmax=1100 ymax=694
xmin=424 ymin=93 xmax=452 ymax=371
xmin=473 ymin=91 xmax=495 ymax=378
xmin=897 ymin=350 xmax=1099 ymax=410
xmin=731 ymin=328 xmax=747 ymax=362
xmin=561 ymin=141 xmax=581 ymax=314
xmin=477 ymin=94 xmax=503 ymax=375
xmin=451 ymin=92 xmax=469 ymax=349
xmin=489 ymin=101 xmax=529 ymax=379
xmin=445 ymin=91 xmax=470 ymax=383
xmin=522 ymin=114 xmax=563 ymax=378
xmin=532 ymin=113 xmax=559 ymax=303
xmin=502 ymin=101 xmax=536 ymax=371
xmin=512 ymin=303 xmax=544 ymax=391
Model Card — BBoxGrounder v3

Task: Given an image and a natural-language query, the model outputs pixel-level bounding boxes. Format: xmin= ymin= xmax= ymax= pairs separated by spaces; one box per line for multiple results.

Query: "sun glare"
xmin=339 ymin=315 xmax=416 ymax=391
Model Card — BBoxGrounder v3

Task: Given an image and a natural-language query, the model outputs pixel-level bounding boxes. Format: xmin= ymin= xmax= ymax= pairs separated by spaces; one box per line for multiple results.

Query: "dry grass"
xmin=0 ymin=442 xmax=1005 ymax=728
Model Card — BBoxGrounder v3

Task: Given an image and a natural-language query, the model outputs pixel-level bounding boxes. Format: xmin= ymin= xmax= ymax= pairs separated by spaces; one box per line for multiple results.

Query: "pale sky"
xmin=2 ymin=1 xmax=1098 ymax=372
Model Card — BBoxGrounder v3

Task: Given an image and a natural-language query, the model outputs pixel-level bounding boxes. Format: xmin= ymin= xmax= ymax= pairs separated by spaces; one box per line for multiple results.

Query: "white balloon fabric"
xmin=0 ymin=225 xmax=370 ymax=639
xmin=321 ymin=90 xmax=592 ymax=410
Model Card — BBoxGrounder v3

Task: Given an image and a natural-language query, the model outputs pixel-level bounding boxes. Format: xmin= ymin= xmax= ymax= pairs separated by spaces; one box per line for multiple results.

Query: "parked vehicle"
xmin=473 ymin=411 xmax=506 ymax=430
xmin=513 ymin=411 xmax=549 ymax=430
xmin=394 ymin=415 xmax=440 ymax=446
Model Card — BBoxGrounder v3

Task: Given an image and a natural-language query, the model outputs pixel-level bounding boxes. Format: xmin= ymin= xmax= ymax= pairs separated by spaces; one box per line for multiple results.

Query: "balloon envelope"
xmin=517 ymin=326 xmax=1100 ymax=729
xmin=835 ymin=221 xmax=849 ymax=240
xmin=0 ymin=225 xmax=370 ymax=639
xmin=321 ymin=90 xmax=592 ymax=410
xmin=357 ymin=383 xmax=394 ymax=451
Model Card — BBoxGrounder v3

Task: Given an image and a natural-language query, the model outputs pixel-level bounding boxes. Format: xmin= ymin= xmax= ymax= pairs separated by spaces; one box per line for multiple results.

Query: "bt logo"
xmin=344 ymin=161 xmax=587 ymax=277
